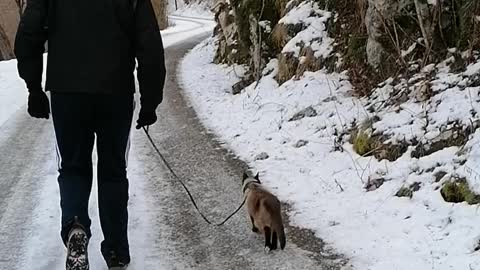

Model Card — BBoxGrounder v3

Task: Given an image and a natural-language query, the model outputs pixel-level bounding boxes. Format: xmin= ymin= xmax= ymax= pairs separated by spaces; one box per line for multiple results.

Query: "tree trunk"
xmin=151 ymin=0 xmax=169 ymax=30
xmin=0 ymin=24 xmax=14 ymax=61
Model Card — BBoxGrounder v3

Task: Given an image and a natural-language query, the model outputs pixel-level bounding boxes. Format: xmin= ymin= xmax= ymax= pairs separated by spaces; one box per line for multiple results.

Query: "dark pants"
xmin=51 ymin=92 xmax=133 ymax=263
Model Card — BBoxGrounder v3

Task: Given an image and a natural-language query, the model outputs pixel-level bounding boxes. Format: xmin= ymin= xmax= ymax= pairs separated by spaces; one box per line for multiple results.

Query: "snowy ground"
xmin=163 ymin=16 xmax=215 ymax=48
xmin=179 ymin=11 xmax=480 ymax=270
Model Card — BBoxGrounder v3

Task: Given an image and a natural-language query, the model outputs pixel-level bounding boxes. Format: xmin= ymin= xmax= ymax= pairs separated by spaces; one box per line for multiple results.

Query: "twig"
xmin=254 ymin=0 xmax=266 ymax=88
xmin=325 ymin=74 xmax=345 ymax=131
xmin=468 ymin=88 xmax=475 ymax=113
xmin=334 ymin=179 xmax=344 ymax=192
xmin=414 ymin=0 xmax=430 ymax=49
xmin=376 ymin=9 xmax=407 ymax=67
xmin=345 ymin=147 xmax=366 ymax=184
xmin=359 ymin=156 xmax=374 ymax=181
xmin=359 ymin=144 xmax=383 ymax=158
xmin=436 ymin=1 xmax=447 ymax=48
xmin=392 ymin=20 xmax=403 ymax=60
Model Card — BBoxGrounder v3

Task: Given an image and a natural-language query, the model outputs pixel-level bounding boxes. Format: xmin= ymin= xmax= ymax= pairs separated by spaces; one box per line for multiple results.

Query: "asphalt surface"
xmin=0 ymin=20 xmax=347 ymax=270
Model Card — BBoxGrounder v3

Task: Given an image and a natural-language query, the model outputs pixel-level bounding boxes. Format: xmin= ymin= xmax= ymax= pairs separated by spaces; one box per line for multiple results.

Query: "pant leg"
xmin=94 ymin=93 xmax=134 ymax=262
xmin=51 ymin=92 xmax=95 ymax=244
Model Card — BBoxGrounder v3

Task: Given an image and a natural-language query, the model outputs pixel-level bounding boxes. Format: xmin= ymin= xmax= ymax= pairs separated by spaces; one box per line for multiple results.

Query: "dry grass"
xmin=0 ymin=25 xmax=14 ymax=61
xmin=275 ymin=0 xmax=290 ymax=17
xmin=295 ymin=46 xmax=322 ymax=78
xmin=271 ymin=23 xmax=289 ymax=51
xmin=355 ymin=0 xmax=367 ymax=27
xmin=277 ymin=53 xmax=298 ymax=84
xmin=441 ymin=178 xmax=480 ymax=205
xmin=352 ymin=130 xmax=377 ymax=156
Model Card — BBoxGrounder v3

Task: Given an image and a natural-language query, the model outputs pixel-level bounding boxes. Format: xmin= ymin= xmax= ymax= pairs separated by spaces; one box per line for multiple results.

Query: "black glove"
xmin=136 ymin=107 xmax=157 ymax=129
xmin=28 ymin=90 xmax=50 ymax=119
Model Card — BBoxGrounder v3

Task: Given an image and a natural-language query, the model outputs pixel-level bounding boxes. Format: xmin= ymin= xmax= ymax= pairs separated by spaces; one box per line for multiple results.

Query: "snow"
xmin=180 ymin=35 xmax=480 ymax=270
xmin=163 ymin=16 xmax=216 ymax=48
xmin=171 ymin=1 xmax=214 ymax=19
xmin=0 ymin=58 xmax=29 ymax=128
xmin=465 ymin=61 xmax=480 ymax=76
xmin=279 ymin=2 xmax=334 ymax=58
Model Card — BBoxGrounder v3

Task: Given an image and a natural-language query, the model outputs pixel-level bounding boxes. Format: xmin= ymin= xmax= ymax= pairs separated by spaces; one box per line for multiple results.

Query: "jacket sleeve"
xmin=135 ymin=0 xmax=166 ymax=111
xmin=14 ymin=0 xmax=49 ymax=92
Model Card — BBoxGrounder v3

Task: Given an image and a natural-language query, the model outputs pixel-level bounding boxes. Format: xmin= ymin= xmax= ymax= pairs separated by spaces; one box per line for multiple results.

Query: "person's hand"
xmin=136 ymin=107 xmax=157 ymax=129
xmin=28 ymin=90 xmax=50 ymax=119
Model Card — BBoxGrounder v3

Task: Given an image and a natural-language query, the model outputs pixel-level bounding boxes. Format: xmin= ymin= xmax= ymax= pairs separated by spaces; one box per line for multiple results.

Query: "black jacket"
xmin=15 ymin=0 xmax=166 ymax=110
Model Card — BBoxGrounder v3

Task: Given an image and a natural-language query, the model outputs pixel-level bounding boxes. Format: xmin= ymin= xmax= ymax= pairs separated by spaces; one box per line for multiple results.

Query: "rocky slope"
xmin=184 ymin=0 xmax=480 ymax=268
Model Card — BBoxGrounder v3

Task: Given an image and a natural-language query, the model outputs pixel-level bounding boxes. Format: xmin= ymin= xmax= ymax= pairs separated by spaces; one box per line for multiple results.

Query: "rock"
xmin=365 ymin=0 xmax=386 ymax=68
xmin=395 ymin=182 xmax=421 ymax=198
xmin=373 ymin=142 xmax=408 ymax=162
xmin=295 ymin=140 xmax=309 ymax=148
xmin=232 ymin=77 xmax=253 ymax=95
xmin=395 ymin=187 xmax=413 ymax=198
xmin=213 ymin=0 xmax=250 ymax=65
xmin=467 ymin=74 xmax=480 ymax=87
xmin=411 ymin=182 xmax=421 ymax=192
xmin=474 ymin=240 xmax=480 ymax=252
xmin=413 ymin=81 xmax=432 ymax=102
xmin=365 ymin=0 xmax=410 ymax=68
xmin=328 ymin=220 xmax=340 ymax=227
xmin=322 ymin=96 xmax=337 ymax=103
xmin=289 ymin=106 xmax=317 ymax=121
xmin=255 ymin=152 xmax=270 ymax=161
xmin=434 ymin=171 xmax=447 ymax=182
xmin=366 ymin=38 xmax=384 ymax=68
xmin=411 ymin=126 xmax=470 ymax=158
xmin=365 ymin=177 xmax=385 ymax=191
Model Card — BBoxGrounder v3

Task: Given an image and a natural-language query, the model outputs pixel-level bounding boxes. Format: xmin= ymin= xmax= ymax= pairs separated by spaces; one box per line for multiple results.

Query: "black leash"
xmin=142 ymin=127 xmax=246 ymax=226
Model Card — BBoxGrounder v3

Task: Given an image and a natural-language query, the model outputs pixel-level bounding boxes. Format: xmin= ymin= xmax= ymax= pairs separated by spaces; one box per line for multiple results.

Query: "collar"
xmin=242 ymin=179 xmax=261 ymax=194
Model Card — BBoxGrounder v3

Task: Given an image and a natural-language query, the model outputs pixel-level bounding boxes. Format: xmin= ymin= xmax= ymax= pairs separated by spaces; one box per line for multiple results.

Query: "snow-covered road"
xmin=0 ymin=17 xmax=338 ymax=270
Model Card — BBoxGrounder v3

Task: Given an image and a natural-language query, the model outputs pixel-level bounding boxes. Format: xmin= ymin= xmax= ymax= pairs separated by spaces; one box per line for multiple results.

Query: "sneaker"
xmin=106 ymin=250 xmax=129 ymax=269
xmin=66 ymin=219 xmax=89 ymax=270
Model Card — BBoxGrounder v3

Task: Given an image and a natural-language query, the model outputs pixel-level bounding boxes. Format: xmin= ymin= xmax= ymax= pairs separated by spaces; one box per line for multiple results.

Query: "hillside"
xmin=180 ymin=0 xmax=480 ymax=269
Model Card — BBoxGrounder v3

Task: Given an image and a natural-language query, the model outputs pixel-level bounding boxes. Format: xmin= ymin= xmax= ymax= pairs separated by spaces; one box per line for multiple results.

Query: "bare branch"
xmin=414 ymin=0 xmax=430 ymax=49
xmin=334 ymin=179 xmax=344 ymax=192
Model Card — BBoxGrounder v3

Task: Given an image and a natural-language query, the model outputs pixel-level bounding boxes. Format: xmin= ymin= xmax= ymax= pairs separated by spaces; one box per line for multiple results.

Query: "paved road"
xmin=0 ymin=19 xmax=346 ymax=270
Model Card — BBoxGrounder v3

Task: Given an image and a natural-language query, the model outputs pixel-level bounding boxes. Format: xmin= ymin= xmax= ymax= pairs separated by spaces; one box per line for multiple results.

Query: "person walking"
xmin=14 ymin=0 xmax=166 ymax=269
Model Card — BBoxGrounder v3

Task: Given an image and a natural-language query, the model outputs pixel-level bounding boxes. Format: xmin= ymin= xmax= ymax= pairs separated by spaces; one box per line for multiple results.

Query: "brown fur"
xmin=244 ymin=180 xmax=286 ymax=250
